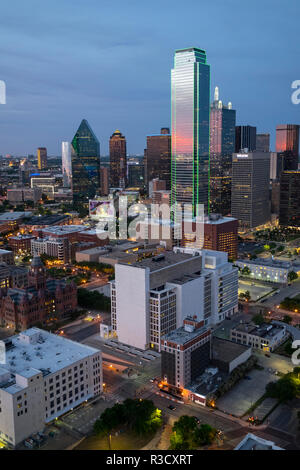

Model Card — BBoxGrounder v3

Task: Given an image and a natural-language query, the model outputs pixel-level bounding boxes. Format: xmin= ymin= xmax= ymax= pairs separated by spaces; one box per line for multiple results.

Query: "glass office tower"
xmin=145 ymin=128 xmax=171 ymax=191
xmin=210 ymin=87 xmax=236 ymax=215
xmin=71 ymin=119 xmax=100 ymax=200
xmin=171 ymin=48 xmax=210 ymax=215
xmin=62 ymin=141 xmax=72 ymax=188
xmin=109 ymin=129 xmax=127 ymax=189
xmin=276 ymin=124 xmax=299 ymax=170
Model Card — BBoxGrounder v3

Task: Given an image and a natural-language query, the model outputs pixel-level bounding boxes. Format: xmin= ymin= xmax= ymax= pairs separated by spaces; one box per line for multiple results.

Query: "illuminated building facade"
xmin=231 ymin=151 xmax=270 ymax=230
xmin=37 ymin=148 xmax=47 ymax=170
xmin=144 ymin=128 xmax=171 ymax=191
xmin=276 ymin=124 xmax=299 ymax=170
xmin=161 ymin=318 xmax=211 ymax=389
xmin=209 ymin=87 xmax=236 ymax=215
xmin=279 ymin=171 xmax=300 ymax=227
xmin=235 ymin=126 xmax=256 ymax=152
xmin=109 ymin=130 xmax=127 ymax=189
xmin=71 ymin=119 xmax=100 ymax=201
xmin=62 ymin=142 xmax=72 ymax=188
xmin=171 ymin=48 xmax=210 ymax=214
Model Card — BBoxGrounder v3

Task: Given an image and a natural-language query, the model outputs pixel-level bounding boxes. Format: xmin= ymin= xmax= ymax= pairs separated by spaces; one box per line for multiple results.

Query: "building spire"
xmin=214 ymin=86 xmax=219 ymax=102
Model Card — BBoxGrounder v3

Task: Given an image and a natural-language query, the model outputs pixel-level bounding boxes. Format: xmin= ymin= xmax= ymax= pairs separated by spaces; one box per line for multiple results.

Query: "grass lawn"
xmin=75 ymin=430 xmax=156 ymax=450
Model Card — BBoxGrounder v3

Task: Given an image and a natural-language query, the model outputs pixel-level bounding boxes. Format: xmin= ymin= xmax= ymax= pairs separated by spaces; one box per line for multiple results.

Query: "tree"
xmin=172 ymin=415 xmax=197 ymax=442
xmin=193 ymin=424 xmax=217 ymax=446
xmin=77 ymin=288 xmax=111 ymax=311
xmin=170 ymin=432 xmax=186 ymax=450
xmin=93 ymin=399 xmax=162 ymax=437
xmin=288 ymin=271 xmax=298 ymax=282
xmin=241 ymin=266 xmax=251 ymax=276
xmin=283 ymin=315 xmax=292 ymax=325
xmin=266 ymin=376 xmax=298 ymax=402
xmin=252 ymin=313 xmax=265 ymax=326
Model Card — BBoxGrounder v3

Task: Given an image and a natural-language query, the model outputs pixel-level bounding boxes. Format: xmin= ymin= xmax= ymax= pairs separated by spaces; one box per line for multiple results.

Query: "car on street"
xmin=265 ymin=353 xmax=271 ymax=358
xmin=168 ymin=405 xmax=176 ymax=411
xmin=193 ymin=416 xmax=201 ymax=424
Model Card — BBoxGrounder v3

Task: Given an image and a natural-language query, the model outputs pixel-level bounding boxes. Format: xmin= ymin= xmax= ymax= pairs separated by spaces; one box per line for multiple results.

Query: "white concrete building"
xmin=0 ymin=328 xmax=102 ymax=447
xmin=31 ymin=237 xmax=71 ymax=262
xmin=235 ymin=257 xmax=298 ymax=283
xmin=235 ymin=433 xmax=283 ymax=450
xmin=111 ymin=248 xmax=238 ymax=351
xmin=230 ymin=322 xmax=287 ymax=352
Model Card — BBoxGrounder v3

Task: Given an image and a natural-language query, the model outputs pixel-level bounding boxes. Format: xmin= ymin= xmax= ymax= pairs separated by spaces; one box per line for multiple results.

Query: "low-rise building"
xmin=0 ymin=249 xmax=14 ymax=265
xmin=161 ymin=318 xmax=211 ymax=390
xmin=0 ymin=212 xmax=33 ymax=235
xmin=0 ymin=328 xmax=102 ymax=447
xmin=211 ymin=337 xmax=252 ymax=374
xmin=0 ymin=263 xmax=28 ymax=289
xmin=8 ymin=235 xmax=36 ymax=254
xmin=31 ymin=237 xmax=71 ymax=263
xmin=235 ymin=257 xmax=298 ymax=283
xmin=7 ymin=188 xmax=42 ymax=204
xmin=230 ymin=321 xmax=286 ymax=352
xmin=234 ymin=433 xmax=283 ymax=450
xmin=0 ymin=257 xmax=77 ymax=330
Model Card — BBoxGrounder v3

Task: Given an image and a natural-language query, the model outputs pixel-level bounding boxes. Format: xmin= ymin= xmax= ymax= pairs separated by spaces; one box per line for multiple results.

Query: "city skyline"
xmin=0 ymin=0 xmax=299 ymax=156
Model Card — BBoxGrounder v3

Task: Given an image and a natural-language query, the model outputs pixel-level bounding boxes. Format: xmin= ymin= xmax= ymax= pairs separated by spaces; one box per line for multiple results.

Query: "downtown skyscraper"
xmin=37 ymin=147 xmax=47 ymax=170
xmin=71 ymin=119 xmax=100 ymax=201
xmin=62 ymin=141 xmax=72 ymax=188
xmin=144 ymin=127 xmax=171 ymax=192
xmin=209 ymin=86 xmax=236 ymax=215
xmin=171 ymin=48 xmax=210 ymax=215
xmin=276 ymin=124 xmax=299 ymax=170
xmin=109 ymin=129 xmax=127 ymax=189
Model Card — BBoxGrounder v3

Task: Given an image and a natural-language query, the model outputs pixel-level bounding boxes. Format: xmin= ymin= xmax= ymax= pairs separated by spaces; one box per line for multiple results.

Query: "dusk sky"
xmin=1 ymin=0 xmax=299 ymax=156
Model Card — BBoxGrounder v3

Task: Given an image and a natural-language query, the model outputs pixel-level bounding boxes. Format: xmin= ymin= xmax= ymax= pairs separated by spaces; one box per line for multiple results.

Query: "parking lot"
xmin=238 ymin=280 xmax=275 ymax=301
xmin=216 ymin=352 xmax=293 ymax=418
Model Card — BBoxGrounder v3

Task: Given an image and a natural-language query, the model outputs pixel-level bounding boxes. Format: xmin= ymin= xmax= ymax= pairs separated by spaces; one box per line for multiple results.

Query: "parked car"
xmin=168 ymin=405 xmax=176 ymax=411
xmin=193 ymin=416 xmax=201 ymax=425
xmin=24 ymin=438 xmax=35 ymax=449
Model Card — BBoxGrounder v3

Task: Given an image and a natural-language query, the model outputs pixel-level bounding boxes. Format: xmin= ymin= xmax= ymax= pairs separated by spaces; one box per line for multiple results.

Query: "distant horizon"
xmin=0 ymin=0 xmax=299 ymax=155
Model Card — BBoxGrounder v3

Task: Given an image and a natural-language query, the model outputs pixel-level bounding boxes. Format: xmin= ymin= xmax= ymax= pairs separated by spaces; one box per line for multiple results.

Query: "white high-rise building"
xmin=0 ymin=328 xmax=102 ymax=447
xmin=110 ymin=248 xmax=238 ymax=351
xmin=62 ymin=141 xmax=72 ymax=188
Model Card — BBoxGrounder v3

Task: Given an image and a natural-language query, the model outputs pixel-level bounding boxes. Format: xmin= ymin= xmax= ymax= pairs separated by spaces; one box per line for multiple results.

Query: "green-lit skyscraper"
xmin=171 ymin=48 xmax=210 ymax=215
xmin=71 ymin=119 xmax=100 ymax=201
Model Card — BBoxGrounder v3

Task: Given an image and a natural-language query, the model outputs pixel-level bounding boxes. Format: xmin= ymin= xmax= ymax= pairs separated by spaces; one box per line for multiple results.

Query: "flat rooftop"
xmin=162 ymin=323 xmax=208 ymax=346
xmin=212 ymin=337 xmax=250 ymax=363
xmin=238 ymin=258 xmax=291 ymax=269
xmin=0 ymin=328 xmax=100 ymax=389
xmin=0 ymin=212 xmax=32 ymax=221
xmin=124 ymin=251 xmax=200 ymax=272
xmin=40 ymin=224 xmax=88 ymax=234
xmin=233 ymin=322 xmax=285 ymax=340
xmin=204 ymin=215 xmax=237 ymax=225
xmin=8 ymin=235 xmax=35 ymax=240
xmin=26 ymin=214 xmax=69 ymax=225
xmin=236 ymin=433 xmax=283 ymax=450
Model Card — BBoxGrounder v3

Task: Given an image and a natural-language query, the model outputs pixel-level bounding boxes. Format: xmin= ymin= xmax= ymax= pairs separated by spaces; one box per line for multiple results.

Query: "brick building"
xmin=0 ymin=256 xmax=77 ymax=330
xmin=8 ymin=235 xmax=36 ymax=254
